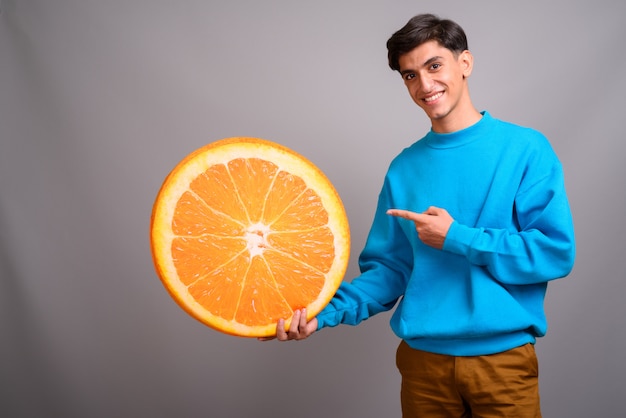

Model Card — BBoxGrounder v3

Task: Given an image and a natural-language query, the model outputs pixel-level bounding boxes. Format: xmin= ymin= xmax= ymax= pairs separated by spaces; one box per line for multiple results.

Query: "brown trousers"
xmin=396 ymin=341 xmax=541 ymax=418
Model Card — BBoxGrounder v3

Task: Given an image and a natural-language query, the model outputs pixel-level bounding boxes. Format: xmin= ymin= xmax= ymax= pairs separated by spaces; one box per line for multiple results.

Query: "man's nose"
xmin=419 ymin=74 xmax=434 ymax=93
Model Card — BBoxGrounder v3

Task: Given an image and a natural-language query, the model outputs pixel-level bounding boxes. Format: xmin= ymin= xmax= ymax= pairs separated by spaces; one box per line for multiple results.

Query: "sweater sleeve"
xmin=443 ymin=162 xmax=576 ymax=285
xmin=317 ymin=177 xmax=411 ymax=329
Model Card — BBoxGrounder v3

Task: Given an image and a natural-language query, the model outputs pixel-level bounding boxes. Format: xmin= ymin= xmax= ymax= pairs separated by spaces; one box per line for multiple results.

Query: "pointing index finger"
xmin=387 ymin=209 xmax=422 ymax=222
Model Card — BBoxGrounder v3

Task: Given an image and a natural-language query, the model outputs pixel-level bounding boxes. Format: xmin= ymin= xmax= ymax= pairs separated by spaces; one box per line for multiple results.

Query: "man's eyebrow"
xmin=423 ymin=55 xmax=444 ymax=67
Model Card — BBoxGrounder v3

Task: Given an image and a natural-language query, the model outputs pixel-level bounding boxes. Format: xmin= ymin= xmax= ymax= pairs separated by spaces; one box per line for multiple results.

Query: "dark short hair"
xmin=387 ymin=14 xmax=469 ymax=72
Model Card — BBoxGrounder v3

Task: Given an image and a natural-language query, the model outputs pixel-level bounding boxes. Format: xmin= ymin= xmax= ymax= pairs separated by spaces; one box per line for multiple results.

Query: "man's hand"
xmin=387 ymin=206 xmax=454 ymax=249
xmin=258 ymin=308 xmax=318 ymax=342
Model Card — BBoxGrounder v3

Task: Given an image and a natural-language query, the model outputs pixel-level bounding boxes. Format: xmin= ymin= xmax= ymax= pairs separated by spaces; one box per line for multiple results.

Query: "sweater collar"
xmin=424 ymin=111 xmax=491 ymax=149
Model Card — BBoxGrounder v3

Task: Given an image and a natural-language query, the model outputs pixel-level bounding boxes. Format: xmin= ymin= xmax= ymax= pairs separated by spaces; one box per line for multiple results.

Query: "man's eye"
xmin=404 ymin=73 xmax=415 ymax=81
xmin=430 ymin=63 xmax=441 ymax=70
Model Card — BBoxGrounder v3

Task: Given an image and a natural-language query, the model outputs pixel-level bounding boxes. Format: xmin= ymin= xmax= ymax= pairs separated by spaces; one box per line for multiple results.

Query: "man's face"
xmin=398 ymin=40 xmax=473 ymax=132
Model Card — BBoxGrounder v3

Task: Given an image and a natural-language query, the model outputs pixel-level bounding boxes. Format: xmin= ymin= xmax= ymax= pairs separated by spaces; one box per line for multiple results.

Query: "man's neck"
xmin=430 ymin=96 xmax=483 ymax=134
xmin=431 ymin=107 xmax=483 ymax=133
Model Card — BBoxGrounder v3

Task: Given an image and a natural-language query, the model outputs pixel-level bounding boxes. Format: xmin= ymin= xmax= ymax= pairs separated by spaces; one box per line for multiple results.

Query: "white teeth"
xmin=424 ymin=92 xmax=443 ymax=102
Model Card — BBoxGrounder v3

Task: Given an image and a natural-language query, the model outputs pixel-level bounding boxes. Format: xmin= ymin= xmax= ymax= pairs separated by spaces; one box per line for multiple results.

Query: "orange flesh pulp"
xmin=150 ymin=137 xmax=350 ymax=337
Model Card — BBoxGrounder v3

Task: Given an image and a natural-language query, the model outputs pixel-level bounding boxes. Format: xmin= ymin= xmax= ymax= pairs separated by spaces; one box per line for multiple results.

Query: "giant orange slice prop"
xmin=150 ymin=137 xmax=350 ymax=337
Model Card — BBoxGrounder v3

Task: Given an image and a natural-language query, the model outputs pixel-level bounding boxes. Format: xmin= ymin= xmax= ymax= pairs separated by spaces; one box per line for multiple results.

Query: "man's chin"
xmin=424 ymin=109 xmax=448 ymax=121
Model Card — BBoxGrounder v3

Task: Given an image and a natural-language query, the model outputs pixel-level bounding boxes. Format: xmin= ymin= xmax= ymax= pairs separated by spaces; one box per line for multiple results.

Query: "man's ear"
xmin=459 ymin=50 xmax=474 ymax=79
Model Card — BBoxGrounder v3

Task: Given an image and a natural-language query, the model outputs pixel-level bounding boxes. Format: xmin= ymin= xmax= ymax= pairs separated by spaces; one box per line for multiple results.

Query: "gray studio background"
xmin=1 ymin=1 xmax=624 ymax=417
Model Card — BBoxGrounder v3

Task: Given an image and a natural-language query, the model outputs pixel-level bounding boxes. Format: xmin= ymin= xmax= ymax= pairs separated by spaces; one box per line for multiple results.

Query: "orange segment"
xmin=263 ymin=250 xmax=326 ymax=308
xmin=189 ymin=163 xmax=248 ymax=224
xmin=268 ymin=227 xmax=336 ymax=272
xmin=234 ymin=255 xmax=292 ymax=326
xmin=150 ymin=137 xmax=350 ymax=337
xmin=261 ymin=170 xmax=308 ymax=225
xmin=172 ymin=235 xmax=246 ymax=286
xmin=188 ymin=254 xmax=250 ymax=319
xmin=227 ymin=158 xmax=279 ymax=224
xmin=172 ymin=191 xmax=245 ymax=237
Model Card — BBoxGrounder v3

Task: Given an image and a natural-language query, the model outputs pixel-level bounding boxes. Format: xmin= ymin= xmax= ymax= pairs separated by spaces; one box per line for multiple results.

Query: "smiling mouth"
xmin=423 ymin=91 xmax=444 ymax=103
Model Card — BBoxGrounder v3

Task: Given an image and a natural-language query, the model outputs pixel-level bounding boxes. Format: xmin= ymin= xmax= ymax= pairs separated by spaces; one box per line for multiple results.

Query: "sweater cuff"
xmin=443 ymin=221 xmax=478 ymax=257
xmin=315 ymin=305 xmax=335 ymax=330
xmin=316 ymin=317 xmax=326 ymax=331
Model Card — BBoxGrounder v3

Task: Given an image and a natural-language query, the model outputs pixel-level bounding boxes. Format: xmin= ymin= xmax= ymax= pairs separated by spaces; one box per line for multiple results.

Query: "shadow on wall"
xmin=1 ymin=5 xmax=74 ymax=415
xmin=0 ymin=202 xmax=69 ymax=417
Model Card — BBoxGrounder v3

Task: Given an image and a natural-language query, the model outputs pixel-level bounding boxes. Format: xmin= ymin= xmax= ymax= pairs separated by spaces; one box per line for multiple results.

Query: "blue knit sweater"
xmin=317 ymin=112 xmax=576 ymax=356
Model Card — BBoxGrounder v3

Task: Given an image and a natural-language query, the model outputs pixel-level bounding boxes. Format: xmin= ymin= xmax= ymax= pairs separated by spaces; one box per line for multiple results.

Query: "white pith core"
xmin=245 ymin=223 xmax=271 ymax=257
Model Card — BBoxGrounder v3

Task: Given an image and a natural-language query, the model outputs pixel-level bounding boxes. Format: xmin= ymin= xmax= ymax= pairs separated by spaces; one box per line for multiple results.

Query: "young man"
xmin=264 ymin=13 xmax=576 ymax=417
